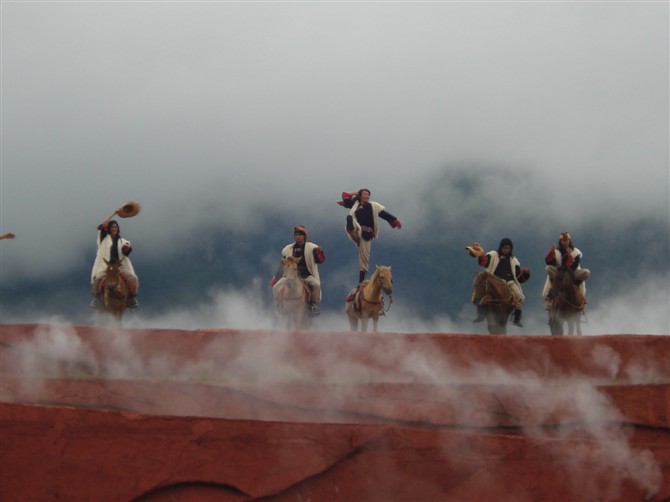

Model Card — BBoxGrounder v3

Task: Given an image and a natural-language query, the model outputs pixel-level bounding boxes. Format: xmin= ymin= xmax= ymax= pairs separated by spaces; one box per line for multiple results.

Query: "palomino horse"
xmin=547 ymin=266 xmax=586 ymax=336
xmin=346 ymin=265 xmax=393 ymax=332
xmin=472 ymin=271 xmax=515 ymax=335
xmin=273 ymin=256 xmax=311 ymax=329
xmin=100 ymin=258 xmax=129 ymax=324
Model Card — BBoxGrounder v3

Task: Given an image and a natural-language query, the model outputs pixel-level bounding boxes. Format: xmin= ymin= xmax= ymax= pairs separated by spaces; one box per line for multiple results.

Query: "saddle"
xmin=345 ymin=280 xmax=368 ymax=313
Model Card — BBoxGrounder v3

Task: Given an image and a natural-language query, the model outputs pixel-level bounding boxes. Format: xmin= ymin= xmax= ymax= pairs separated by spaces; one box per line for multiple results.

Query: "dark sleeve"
xmin=514 ymin=264 xmax=521 ymax=277
xmin=273 ymin=263 xmax=284 ymax=282
xmin=570 ymin=255 xmax=581 ymax=271
xmin=98 ymin=223 xmax=109 ymax=236
xmin=97 ymin=224 xmax=109 ymax=244
xmin=545 ymin=249 xmax=557 ymax=266
xmin=341 ymin=192 xmax=356 ymax=209
xmin=479 ymin=254 xmax=491 ymax=268
xmin=313 ymin=246 xmax=325 ymax=264
xmin=379 ymin=210 xmax=397 ymax=223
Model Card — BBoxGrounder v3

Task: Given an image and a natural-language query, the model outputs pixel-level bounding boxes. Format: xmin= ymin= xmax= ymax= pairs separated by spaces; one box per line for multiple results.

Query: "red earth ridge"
xmin=1 ymin=323 xmax=668 ymax=501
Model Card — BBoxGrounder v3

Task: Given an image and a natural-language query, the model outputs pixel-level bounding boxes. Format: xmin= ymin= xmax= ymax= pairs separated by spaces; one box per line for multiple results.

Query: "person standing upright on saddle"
xmin=90 ymin=208 xmax=139 ymax=309
xmin=271 ymin=226 xmax=326 ymax=315
xmin=468 ymin=238 xmax=529 ymax=327
xmin=338 ymin=188 xmax=402 ymax=284
xmin=543 ymin=232 xmax=590 ymax=303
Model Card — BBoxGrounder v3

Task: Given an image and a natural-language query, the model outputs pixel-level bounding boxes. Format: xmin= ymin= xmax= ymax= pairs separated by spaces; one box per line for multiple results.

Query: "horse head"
xmin=375 ymin=265 xmax=393 ymax=295
xmin=103 ymin=258 xmax=125 ymax=290
xmin=552 ymin=266 xmax=576 ymax=293
xmin=103 ymin=257 xmax=125 ymax=271
xmin=282 ymin=256 xmax=300 ymax=280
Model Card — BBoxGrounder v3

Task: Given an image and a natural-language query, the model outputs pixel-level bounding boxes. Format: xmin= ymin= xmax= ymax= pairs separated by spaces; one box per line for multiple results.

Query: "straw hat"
xmin=116 ymin=201 xmax=141 ymax=218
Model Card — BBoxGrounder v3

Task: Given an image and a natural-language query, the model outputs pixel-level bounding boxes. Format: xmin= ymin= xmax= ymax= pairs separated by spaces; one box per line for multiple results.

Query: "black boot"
xmin=473 ymin=305 xmax=486 ymax=323
xmin=359 ymin=270 xmax=367 ymax=283
xmin=128 ymin=295 xmax=139 ymax=309
xmin=513 ymin=309 xmax=523 ymax=327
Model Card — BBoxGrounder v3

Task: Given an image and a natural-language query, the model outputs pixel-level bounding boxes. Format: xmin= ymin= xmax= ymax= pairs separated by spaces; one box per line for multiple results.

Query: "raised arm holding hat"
xmin=90 ymin=206 xmax=140 ymax=309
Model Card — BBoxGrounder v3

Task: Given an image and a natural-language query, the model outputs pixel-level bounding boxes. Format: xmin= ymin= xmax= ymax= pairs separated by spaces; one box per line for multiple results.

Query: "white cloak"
xmin=281 ymin=242 xmax=321 ymax=283
xmin=91 ymin=232 xmax=137 ymax=283
xmin=346 ymin=201 xmax=385 ymax=242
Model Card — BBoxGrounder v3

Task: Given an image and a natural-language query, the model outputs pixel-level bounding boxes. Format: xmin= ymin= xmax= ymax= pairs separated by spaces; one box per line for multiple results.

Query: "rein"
xmin=554 ymin=273 xmax=585 ymax=310
xmin=360 ymin=273 xmax=393 ymax=312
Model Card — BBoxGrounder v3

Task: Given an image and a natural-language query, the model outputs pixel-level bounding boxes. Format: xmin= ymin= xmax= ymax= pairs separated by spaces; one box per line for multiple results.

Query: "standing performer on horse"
xmin=270 ymin=226 xmax=326 ymax=315
xmin=338 ymin=188 xmax=402 ymax=284
xmin=543 ymin=231 xmax=590 ymax=304
xmin=467 ymin=238 xmax=530 ymax=327
xmin=90 ymin=208 xmax=139 ymax=309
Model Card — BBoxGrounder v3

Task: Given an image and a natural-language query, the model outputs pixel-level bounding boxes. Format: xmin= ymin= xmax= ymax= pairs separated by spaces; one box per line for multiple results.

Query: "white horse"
xmin=273 ymin=256 xmax=311 ymax=329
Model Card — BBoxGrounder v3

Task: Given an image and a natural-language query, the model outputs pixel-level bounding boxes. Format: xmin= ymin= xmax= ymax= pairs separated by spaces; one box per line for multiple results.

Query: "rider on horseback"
xmin=543 ymin=232 xmax=590 ymax=304
xmin=338 ymin=189 xmax=402 ymax=284
xmin=90 ymin=209 xmax=139 ymax=309
xmin=468 ymin=238 xmax=530 ymax=327
xmin=270 ymin=226 xmax=325 ymax=315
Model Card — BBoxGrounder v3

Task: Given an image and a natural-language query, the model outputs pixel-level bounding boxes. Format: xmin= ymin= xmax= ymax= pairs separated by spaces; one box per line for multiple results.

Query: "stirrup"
xmin=127 ymin=297 xmax=139 ymax=309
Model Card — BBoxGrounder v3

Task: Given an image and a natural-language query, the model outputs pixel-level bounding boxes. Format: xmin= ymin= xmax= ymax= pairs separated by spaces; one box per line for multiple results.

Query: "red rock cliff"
xmin=1 ymin=324 xmax=668 ymax=501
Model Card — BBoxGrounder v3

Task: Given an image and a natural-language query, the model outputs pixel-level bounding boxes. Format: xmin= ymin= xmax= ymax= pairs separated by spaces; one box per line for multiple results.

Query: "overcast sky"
xmin=1 ymin=1 xmax=668 ymax=332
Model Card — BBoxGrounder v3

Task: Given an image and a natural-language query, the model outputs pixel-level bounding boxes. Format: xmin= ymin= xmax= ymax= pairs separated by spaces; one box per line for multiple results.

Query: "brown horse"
xmin=100 ymin=258 xmax=129 ymax=325
xmin=346 ymin=265 xmax=393 ymax=332
xmin=472 ymin=271 xmax=515 ymax=335
xmin=547 ymin=266 xmax=586 ymax=336
xmin=273 ymin=256 xmax=311 ymax=329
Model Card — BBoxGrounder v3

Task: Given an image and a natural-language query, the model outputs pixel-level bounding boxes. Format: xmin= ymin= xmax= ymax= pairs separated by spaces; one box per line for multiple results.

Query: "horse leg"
xmin=486 ymin=310 xmax=502 ymax=335
xmin=372 ymin=315 xmax=379 ymax=333
xmin=360 ymin=315 xmax=369 ymax=332
xmin=548 ymin=310 xmax=563 ymax=336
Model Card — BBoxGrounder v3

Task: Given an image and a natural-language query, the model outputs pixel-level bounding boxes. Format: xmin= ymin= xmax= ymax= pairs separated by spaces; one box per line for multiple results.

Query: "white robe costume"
xmin=273 ymin=242 xmax=322 ymax=304
xmin=543 ymin=247 xmax=588 ymax=298
xmin=484 ymin=251 xmax=525 ymax=308
xmin=90 ymin=232 xmax=138 ymax=287
xmin=345 ymin=200 xmax=385 ymax=273
xmin=345 ymin=201 xmax=385 ymax=242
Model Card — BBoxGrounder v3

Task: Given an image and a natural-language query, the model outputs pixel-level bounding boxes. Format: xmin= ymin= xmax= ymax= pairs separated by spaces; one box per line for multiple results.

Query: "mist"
xmin=1 ymin=1 xmax=667 ymax=286
xmin=4 ymin=319 xmax=664 ymax=499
